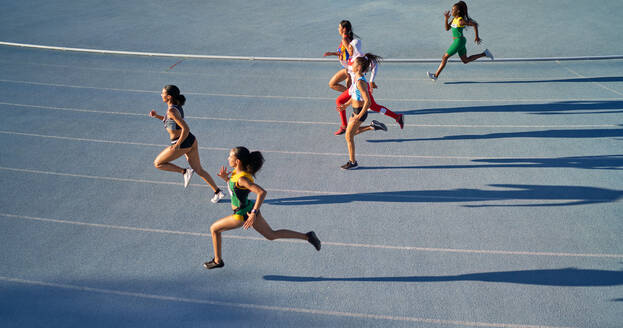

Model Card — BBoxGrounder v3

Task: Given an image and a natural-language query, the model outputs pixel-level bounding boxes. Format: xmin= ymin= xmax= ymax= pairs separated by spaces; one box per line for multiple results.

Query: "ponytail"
xmin=164 ymin=84 xmax=186 ymax=106
xmin=355 ymin=53 xmax=383 ymax=73
xmin=232 ymin=146 xmax=264 ymax=176
xmin=454 ymin=1 xmax=475 ymax=25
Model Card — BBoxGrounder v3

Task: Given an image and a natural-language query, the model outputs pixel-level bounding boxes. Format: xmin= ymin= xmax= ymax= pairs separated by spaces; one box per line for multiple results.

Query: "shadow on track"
xmin=266 ymin=184 xmax=622 ymax=207
xmin=366 ymin=127 xmax=623 ymax=143
xmin=356 ymin=155 xmax=623 ymax=171
xmin=443 ymin=76 xmax=623 ymax=85
xmin=400 ymin=100 xmax=623 ymax=116
xmin=264 ymin=268 xmax=623 ymax=287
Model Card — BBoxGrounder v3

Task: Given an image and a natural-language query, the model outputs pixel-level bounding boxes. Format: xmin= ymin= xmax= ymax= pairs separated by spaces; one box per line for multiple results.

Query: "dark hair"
xmin=454 ymin=1 xmax=475 ymax=24
xmin=354 ymin=53 xmax=382 ymax=73
xmin=340 ymin=20 xmax=357 ymax=42
xmin=164 ymin=84 xmax=186 ymax=106
xmin=232 ymin=146 xmax=264 ymax=176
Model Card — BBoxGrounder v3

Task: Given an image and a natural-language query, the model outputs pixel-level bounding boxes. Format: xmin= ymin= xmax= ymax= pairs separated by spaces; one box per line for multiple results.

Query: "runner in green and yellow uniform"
xmin=427 ymin=1 xmax=493 ymax=81
xmin=204 ymin=147 xmax=321 ymax=270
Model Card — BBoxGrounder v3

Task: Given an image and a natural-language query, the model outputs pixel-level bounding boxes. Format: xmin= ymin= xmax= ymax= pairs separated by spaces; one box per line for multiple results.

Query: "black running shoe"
xmin=397 ymin=114 xmax=404 ymax=129
xmin=306 ymin=231 xmax=321 ymax=251
xmin=371 ymin=120 xmax=387 ymax=131
xmin=340 ymin=161 xmax=358 ymax=170
xmin=203 ymin=258 xmax=224 ymax=269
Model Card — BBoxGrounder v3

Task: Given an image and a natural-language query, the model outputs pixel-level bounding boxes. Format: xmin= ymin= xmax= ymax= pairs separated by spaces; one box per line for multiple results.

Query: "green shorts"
xmin=446 ymin=37 xmax=467 ymax=57
xmin=232 ymin=200 xmax=255 ymax=221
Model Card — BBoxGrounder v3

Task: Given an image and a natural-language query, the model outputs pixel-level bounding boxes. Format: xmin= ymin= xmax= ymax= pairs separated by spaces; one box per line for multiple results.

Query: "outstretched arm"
xmin=466 ymin=19 xmax=481 ymax=43
xmin=444 ymin=11 xmax=451 ymax=31
xmin=149 ymin=110 xmax=164 ymax=121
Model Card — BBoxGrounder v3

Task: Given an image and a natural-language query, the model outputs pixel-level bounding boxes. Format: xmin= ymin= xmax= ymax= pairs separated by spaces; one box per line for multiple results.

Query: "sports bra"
xmin=163 ymin=105 xmax=185 ymax=130
xmin=349 ymin=75 xmax=368 ymax=102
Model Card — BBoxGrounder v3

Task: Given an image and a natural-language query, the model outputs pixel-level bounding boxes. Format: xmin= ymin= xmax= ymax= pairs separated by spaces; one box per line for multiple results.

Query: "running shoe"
xmin=371 ymin=120 xmax=387 ymax=131
xmin=183 ymin=168 xmax=194 ymax=188
xmin=334 ymin=126 xmax=346 ymax=135
xmin=427 ymin=72 xmax=437 ymax=81
xmin=396 ymin=114 xmax=404 ymax=129
xmin=484 ymin=49 xmax=494 ymax=60
xmin=341 ymin=161 xmax=358 ymax=170
xmin=203 ymin=258 xmax=224 ymax=269
xmin=306 ymin=231 xmax=321 ymax=251
xmin=211 ymin=189 xmax=225 ymax=203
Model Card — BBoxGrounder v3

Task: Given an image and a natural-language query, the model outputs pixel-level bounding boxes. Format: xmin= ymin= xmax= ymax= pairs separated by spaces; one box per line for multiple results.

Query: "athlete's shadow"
xmin=366 ymin=126 xmax=623 ymax=143
xmin=399 ymin=100 xmax=623 ymax=116
xmin=444 ymin=76 xmax=623 ymax=85
xmin=264 ymin=268 xmax=623 ymax=287
xmin=265 ymin=184 xmax=623 ymax=207
xmin=356 ymin=154 xmax=623 ymax=171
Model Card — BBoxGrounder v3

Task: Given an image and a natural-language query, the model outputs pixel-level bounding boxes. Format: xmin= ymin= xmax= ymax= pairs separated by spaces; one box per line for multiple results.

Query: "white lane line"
xmin=0 ymin=130 xmax=523 ymax=160
xmin=0 ymin=166 xmax=556 ymax=202
xmin=560 ymin=66 xmax=623 ymax=97
xmin=2 ymin=78 xmax=622 ymax=103
xmin=0 ymin=166 xmax=343 ymax=195
xmin=0 ymin=276 xmax=575 ymax=328
xmin=1 ymin=57 xmax=618 ymax=84
xmin=0 ymin=102 xmax=618 ymax=128
xmin=2 ymin=40 xmax=622 ymax=64
xmin=1 ymin=165 xmax=618 ymax=206
xmin=3 ymin=213 xmax=621 ymax=259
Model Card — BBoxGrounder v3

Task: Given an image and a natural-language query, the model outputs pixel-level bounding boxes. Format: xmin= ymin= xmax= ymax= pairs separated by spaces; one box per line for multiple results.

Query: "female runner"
xmin=325 ymin=21 xmax=404 ymax=135
xmin=341 ymin=54 xmax=388 ymax=170
xmin=149 ymin=85 xmax=224 ymax=203
xmin=427 ymin=1 xmax=493 ymax=81
xmin=204 ymin=147 xmax=321 ymax=269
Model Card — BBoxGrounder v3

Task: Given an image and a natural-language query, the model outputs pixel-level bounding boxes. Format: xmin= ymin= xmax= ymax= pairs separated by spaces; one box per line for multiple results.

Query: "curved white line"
xmin=2 ymin=213 xmax=620 ymax=259
xmin=0 ymin=276 xmax=574 ymax=328
xmin=2 ymin=78 xmax=623 ymax=103
xmin=2 ymin=41 xmax=622 ymax=63
xmin=0 ymin=102 xmax=618 ymax=128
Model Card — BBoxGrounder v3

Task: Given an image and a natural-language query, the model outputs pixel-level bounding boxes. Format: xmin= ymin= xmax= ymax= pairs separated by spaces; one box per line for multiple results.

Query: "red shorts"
xmin=336 ymin=87 xmax=381 ymax=111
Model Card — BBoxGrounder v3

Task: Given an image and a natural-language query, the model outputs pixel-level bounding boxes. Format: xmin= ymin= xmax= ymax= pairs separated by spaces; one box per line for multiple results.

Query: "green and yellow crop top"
xmin=228 ymin=170 xmax=254 ymax=209
xmin=450 ymin=17 xmax=465 ymax=38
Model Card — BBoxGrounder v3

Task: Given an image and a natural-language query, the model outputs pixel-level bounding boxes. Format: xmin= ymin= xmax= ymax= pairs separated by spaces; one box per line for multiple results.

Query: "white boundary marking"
xmin=0 ymin=276 xmax=575 ymax=328
xmin=0 ymin=130 xmax=534 ymax=160
xmin=2 ymin=57 xmax=622 ymax=86
xmin=559 ymin=65 xmax=623 ymax=97
xmin=2 ymin=40 xmax=623 ymax=63
xmin=2 ymin=212 xmax=621 ymax=259
xmin=0 ymin=102 xmax=619 ymax=128
xmin=2 ymin=78 xmax=623 ymax=103
xmin=0 ymin=166 xmax=548 ymax=202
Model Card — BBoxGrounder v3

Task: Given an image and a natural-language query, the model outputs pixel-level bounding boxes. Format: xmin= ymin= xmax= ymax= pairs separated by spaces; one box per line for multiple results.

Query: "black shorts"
xmin=171 ymin=132 xmax=196 ymax=149
xmin=351 ymin=106 xmax=368 ymax=122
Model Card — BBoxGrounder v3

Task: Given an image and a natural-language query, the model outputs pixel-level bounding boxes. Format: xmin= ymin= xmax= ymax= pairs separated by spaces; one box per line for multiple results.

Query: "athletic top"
xmin=345 ymin=38 xmax=378 ymax=83
xmin=349 ymin=75 xmax=368 ymax=102
xmin=163 ymin=105 xmax=184 ymax=130
xmin=228 ymin=170 xmax=254 ymax=209
xmin=337 ymin=41 xmax=350 ymax=68
xmin=450 ymin=17 xmax=465 ymax=38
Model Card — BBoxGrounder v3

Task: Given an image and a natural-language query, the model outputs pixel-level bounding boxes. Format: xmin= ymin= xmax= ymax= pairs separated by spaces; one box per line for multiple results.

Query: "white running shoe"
xmin=211 ymin=190 xmax=225 ymax=203
xmin=484 ymin=49 xmax=494 ymax=60
xmin=427 ymin=72 xmax=437 ymax=81
xmin=183 ymin=168 xmax=194 ymax=188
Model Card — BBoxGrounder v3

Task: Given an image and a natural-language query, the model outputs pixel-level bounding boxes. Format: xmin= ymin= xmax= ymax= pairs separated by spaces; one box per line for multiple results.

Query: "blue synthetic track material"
xmin=1 ymin=1 xmax=622 ymax=327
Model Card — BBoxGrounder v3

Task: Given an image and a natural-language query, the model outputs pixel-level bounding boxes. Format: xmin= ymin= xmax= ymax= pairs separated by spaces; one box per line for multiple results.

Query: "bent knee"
xmin=263 ymin=233 xmax=277 ymax=241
